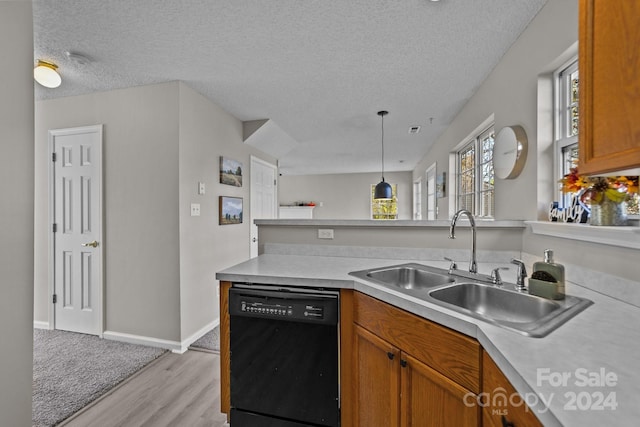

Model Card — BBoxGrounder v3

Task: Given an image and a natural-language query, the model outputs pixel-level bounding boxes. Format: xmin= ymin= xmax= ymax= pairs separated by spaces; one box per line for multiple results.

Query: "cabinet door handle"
xmin=387 ymin=352 xmax=395 ymax=360
xmin=400 ymin=359 xmax=407 ymax=368
xmin=501 ymin=415 xmax=515 ymax=427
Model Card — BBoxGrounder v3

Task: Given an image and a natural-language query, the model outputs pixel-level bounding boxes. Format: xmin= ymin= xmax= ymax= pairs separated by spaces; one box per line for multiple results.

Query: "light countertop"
xmin=217 ymin=253 xmax=640 ymax=427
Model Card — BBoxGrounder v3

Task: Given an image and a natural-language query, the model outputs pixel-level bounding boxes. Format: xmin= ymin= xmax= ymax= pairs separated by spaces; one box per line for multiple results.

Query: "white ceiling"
xmin=33 ymin=0 xmax=548 ymax=176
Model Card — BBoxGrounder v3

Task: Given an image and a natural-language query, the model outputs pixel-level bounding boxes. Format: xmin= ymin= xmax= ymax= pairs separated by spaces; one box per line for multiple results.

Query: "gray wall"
xmin=178 ymin=83 xmax=276 ymax=340
xmin=35 ymin=82 xmax=182 ymax=341
xmin=279 ymin=171 xmax=413 ymax=219
xmin=412 ymin=0 xmax=578 ymax=221
xmin=34 ymin=81 xmax=275 ymax=344
xmin=0 ymin=2 xmax=34 ymax=424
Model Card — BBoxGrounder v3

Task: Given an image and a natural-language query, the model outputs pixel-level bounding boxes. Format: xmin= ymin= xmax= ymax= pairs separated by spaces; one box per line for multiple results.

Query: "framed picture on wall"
xmin=219 ymin=196 xmax=243 ymax=225
xmin=219 ymin=156 xmax=243 ymax=187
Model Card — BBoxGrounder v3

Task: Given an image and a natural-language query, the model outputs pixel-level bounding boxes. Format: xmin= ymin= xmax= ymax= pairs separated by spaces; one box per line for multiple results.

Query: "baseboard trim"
xmin=103 ymin=330 xmax=183 ymax=353
xmin=183 ymin=319 xmax=220 ymax=350
xmin=34 ymin=321 xmax=50 ymax=330
xmin=102 ymin=319 xmax=221 ymax=354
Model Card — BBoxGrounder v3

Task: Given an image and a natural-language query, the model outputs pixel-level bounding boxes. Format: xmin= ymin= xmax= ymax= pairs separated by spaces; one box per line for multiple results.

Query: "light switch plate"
xmin=198 ymin=182 xmax=206 ymax=195
xmin=190 ymin=203 xmax=201 ymax=216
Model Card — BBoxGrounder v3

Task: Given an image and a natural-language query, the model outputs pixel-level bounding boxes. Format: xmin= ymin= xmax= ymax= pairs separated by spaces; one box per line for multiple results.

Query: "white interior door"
xmin=250 ymin=156 xmax=278 ymax=258
xmin=51 ymin=125 xmax=103 ymax=335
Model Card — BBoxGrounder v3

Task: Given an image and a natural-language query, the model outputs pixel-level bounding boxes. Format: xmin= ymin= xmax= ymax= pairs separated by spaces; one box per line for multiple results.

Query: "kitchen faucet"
xmin=449 ymin=209 xmax=477 ymax=274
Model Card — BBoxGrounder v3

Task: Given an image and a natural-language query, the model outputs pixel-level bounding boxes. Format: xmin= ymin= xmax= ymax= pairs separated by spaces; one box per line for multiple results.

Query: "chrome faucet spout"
xmin=449 ymin=209 xmax=477 ymax=274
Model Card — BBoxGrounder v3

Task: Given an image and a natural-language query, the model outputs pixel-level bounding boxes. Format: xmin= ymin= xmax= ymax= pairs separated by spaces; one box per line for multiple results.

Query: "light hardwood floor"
xmin=61 ymin=350 xmax=229 ymax=427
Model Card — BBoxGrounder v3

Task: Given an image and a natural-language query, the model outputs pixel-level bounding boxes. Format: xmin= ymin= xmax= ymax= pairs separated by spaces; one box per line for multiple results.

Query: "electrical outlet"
xmin=190 ymin=203 xmax=201 ymax=216
xmin=318 ymin=229 xmax=334 ymax=239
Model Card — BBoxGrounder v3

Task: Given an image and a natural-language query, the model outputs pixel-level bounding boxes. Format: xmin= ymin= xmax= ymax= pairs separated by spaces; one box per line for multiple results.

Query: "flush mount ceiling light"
xmin=374 ymin=110 xmax=393 ymax=200
xmin=34 ymin=60 xmax=61 ymax=88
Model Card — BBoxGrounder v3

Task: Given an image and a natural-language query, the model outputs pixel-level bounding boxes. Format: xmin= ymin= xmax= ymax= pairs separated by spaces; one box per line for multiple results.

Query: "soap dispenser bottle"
xmin=529 ymin=249 xmax=565 ymax=300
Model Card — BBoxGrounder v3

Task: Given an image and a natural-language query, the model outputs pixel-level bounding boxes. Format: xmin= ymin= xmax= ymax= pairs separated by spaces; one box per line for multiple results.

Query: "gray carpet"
xmin=33 ymin=329 xmax=167 ymax=427
xmin=189 ymin=326 xmax=220 ymax=353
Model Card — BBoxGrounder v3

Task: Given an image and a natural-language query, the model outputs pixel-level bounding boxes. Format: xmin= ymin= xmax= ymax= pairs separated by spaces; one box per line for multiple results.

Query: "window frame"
xmin=413 ymin=177 xmax=423 ymax=220
xmin=553 ymin=58 xmax=579 ymax=208
xmin=425 ymin=164 xmax=437 ymax=220
xmin=450 ymin=120 xmax=495 ymax=219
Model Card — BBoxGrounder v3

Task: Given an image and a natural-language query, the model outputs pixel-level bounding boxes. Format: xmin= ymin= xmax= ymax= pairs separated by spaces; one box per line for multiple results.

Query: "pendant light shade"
xmin=374 ymin=110 xmax=393 ymax=200
xmin=34 ymin=60 xmax=61 ymax=88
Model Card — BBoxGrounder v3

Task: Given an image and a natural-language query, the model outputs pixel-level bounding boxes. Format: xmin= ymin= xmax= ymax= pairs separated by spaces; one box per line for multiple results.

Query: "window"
xmin=455 ymin=126 xmax=495 ymax=218
xmin=371 ymin=184 xmax=398 ymax=220
xmin=554 ymin=59 xmax=639 ymax=215
xmin=425 ymin=164 xmax=436 ymax=220
xmin=413 ymin=178 xmax=422 ymax=220
xmin=555 ymin=59 xmax=579 ymax=208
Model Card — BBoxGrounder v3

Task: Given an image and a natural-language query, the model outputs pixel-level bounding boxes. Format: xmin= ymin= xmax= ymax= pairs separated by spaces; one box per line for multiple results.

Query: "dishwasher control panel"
xmin=229 ymin=287 xmax=338 ymax=325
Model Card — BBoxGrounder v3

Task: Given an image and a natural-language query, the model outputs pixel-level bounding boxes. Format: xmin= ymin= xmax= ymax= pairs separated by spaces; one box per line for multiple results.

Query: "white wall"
xmin=35 ymin=81 xmax=276 ymax=345
xmin=410 ymin=0 xmax=640 ymax=282
xmin=279 ymin=171 xmax=413 ymax=219
xmin=178 ymin=83 xmax=276 ymax=340
xmin=0 ymin=2 xmax=34 ymax=424
xmin=35 ymin=82 xmax=182 ymax=341
xmin=413 ymin=0 xmax=578 ymax=221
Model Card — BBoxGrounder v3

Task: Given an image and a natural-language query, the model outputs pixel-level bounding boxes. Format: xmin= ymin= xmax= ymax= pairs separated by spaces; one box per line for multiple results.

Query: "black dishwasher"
xmin=229 ymin=284 xmax=340 ymax=427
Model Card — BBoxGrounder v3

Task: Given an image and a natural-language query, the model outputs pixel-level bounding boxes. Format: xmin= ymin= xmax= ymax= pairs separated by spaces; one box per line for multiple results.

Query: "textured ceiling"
xmin=33 ymin=0 xmax=548 ymax=175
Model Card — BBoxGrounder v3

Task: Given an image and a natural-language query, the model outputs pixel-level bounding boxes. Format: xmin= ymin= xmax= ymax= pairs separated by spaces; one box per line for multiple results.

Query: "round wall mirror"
xmin=493 ymin=125 xmax=528 ymax=179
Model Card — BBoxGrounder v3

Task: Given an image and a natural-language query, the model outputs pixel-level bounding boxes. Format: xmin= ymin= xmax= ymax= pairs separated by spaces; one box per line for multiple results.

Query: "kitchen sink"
xmin=429 ymin=282 xmax=593 ymax=337
xmin=349 ymin=263 xmax=593 ymax=338
xmin=349 ymin=263 xmax=454 ymax=290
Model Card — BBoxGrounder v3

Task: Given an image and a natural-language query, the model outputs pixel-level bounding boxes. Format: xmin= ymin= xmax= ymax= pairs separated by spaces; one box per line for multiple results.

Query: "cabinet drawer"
xmin=482 ymin=351 xmax=542 ymax=427
xmin=354 ymin=292 xmax=481 ymax=393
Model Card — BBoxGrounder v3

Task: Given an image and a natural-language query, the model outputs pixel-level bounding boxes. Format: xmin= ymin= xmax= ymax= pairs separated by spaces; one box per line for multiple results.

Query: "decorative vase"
xmin=589 ymin=198 xmax=627 ymax=226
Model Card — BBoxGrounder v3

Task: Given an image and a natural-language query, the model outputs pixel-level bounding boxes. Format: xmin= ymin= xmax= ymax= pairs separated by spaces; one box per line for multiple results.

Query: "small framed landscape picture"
xmin=220 ymin=156 xmax=243 ymax=187
xmin=219 ymin=196 xmax=243 ymax=225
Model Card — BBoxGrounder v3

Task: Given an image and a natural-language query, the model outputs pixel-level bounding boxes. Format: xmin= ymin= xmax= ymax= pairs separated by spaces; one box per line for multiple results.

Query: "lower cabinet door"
xmin=353 ymin=324 xmax=401 ymax=427
xmin=401 ymin=352 xmax=479 ymax=427
xmin=482 ymin=352 xmax=542 ymax=427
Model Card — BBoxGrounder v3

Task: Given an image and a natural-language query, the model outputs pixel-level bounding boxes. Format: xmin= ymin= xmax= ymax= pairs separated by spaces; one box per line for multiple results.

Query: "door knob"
xmin=81 ymin=240 xmax=99 ymax=248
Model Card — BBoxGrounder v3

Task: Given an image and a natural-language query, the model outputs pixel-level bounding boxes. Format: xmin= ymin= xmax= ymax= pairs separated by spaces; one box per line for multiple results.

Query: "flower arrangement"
xmin=560 ymin=168 xmax=638 ymax=204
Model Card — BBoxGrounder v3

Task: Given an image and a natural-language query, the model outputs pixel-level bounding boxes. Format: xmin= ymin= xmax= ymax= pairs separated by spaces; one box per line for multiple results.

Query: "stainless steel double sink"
xmin=349 ymin=263 xmax=593 ymax=337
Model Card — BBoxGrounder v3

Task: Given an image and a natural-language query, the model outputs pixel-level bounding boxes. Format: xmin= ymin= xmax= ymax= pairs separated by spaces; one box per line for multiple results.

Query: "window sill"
xmin=526 ymin=221 xmax=640 ymax=250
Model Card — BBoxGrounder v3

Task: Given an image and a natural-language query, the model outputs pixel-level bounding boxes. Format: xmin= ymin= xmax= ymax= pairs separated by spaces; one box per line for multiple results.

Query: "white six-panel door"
xmin=250 ymin=156 xmax=278 ymax=258
xmin=50 ymin=125 xmax=103 ymax=335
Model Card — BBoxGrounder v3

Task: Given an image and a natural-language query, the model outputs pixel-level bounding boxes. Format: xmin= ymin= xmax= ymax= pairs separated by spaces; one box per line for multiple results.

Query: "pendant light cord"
xmin=381 ymin=113 xmax=385 ymax=180
xmin=379 ymin=110 xmax=388 ymax=181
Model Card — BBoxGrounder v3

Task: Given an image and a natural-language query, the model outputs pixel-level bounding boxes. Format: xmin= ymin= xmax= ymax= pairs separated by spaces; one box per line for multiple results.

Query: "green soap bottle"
xmin=530 ymin=249 xmax=565 ymax=300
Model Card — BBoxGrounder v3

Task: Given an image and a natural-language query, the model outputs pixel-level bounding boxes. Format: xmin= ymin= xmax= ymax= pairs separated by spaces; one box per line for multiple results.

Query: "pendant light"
xmin=374 ymin=110 xmax=393 ymax=200
xmin=34 ymin=60 xmax=62 ymax=88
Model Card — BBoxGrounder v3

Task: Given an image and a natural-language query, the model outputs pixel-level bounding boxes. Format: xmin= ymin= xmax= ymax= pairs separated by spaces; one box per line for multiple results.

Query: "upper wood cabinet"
xmin=578 ymin=0 xmax=640 ymax=174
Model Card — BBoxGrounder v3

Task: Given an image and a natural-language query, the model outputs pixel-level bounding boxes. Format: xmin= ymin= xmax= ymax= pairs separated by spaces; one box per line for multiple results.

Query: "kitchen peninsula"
xmin=217 ymin=220 xmax=640 ymax=427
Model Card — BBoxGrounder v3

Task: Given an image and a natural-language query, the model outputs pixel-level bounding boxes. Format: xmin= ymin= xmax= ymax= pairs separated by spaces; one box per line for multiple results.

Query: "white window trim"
xmin=413 ymin=177 xmax=423 ymax=220
xmin=448 ymin=114 xmax=495 ymax=219
xmin=553 ymin=57 xmax=579 ymax=205
xmin=425 ymin=163 xmax=437 ymax=220
xmin=528 ymin=221 xmax=640 ymax=250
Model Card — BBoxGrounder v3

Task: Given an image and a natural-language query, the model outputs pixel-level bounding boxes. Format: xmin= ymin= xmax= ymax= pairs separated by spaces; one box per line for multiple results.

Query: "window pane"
xmin=570 ymin=70 xmax=579 ymax=137
xmin=480 ymin=189 xmax=494 ymax=218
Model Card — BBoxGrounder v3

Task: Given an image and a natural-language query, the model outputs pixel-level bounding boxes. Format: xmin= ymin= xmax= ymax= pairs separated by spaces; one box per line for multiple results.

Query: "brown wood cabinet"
xmin=578 ymin=0 xmax=640 ymax=174
xmin=482 ymin=351 xmax=543 ymax=427
xmin=352 ymin=292 xmax=480 ymax=427
xmin=220 ymin=284 xmax=547 ymax=427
